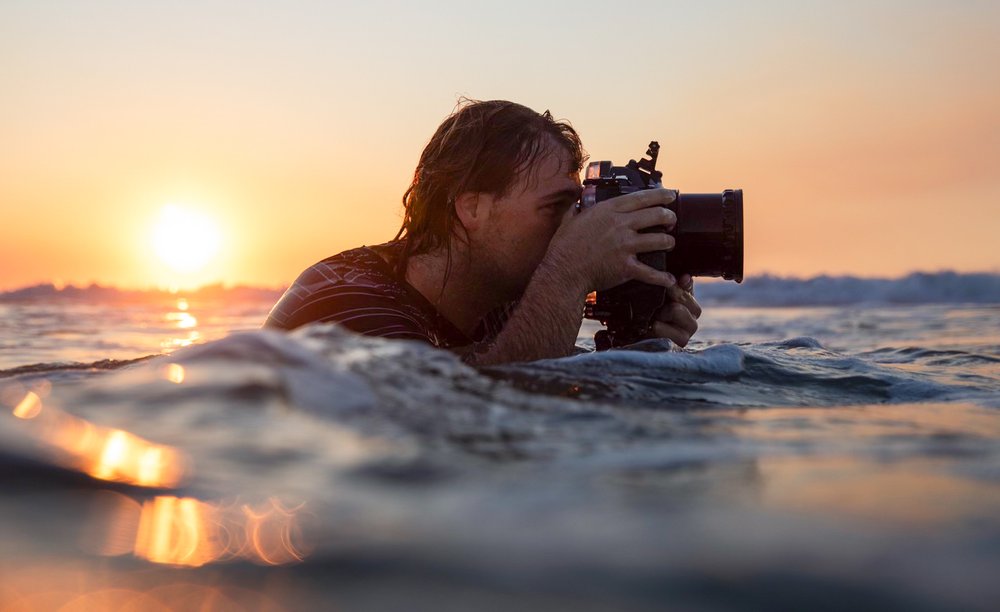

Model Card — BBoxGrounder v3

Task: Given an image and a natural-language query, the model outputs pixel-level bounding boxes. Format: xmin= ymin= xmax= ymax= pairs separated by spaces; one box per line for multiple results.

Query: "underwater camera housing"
xmin=581 ymin=141 xmax=743 ymax=350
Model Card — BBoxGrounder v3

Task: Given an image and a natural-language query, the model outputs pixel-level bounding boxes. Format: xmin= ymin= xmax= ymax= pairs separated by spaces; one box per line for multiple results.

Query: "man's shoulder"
xmin=263 ymin=241 xmax=426 ymax=332
xmin=303 ymin=242 xmax=400 ymax=287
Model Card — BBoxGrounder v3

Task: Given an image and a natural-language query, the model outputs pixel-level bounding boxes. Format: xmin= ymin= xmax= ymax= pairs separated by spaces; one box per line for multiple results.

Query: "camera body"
xmin=580 ymin=142 xmax=743 ymax=350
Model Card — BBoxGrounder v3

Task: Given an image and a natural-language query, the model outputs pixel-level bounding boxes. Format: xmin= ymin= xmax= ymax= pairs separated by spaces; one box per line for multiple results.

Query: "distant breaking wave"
xmin=2 ymin=272 xmax=999 ymax=307
xmin=695 ymin=271 xmax=1000 ymax=306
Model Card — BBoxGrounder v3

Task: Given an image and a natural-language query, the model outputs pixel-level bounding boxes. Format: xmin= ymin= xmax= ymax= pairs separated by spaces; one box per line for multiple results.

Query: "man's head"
xmin=395 ymin=99 xmax=586 ymax=292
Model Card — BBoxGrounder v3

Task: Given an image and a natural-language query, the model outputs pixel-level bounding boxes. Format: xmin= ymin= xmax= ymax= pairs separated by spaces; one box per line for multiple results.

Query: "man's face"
xmin=470 ymin=138 xmax=582 ymax=301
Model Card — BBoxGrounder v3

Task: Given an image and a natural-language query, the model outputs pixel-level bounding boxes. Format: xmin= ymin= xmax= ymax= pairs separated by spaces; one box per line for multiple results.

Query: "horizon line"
xmin=3 ymin=268 xmax=1000 ymax=295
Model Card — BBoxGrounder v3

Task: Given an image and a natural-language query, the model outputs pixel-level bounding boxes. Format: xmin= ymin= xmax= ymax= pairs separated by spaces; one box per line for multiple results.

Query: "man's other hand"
xmin=649 ymin=274 xmax=701 ymax=347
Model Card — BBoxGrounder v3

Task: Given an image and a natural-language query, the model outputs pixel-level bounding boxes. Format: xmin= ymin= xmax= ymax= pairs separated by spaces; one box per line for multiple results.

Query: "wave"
xmin=0 ymin=326 xmax=983 ymax=472
xmin=485 ymin=335 xmax=974 ymax=408
xmin=696 ymin=271 xmax=1000 ymax=306
xmin=2 ymin=325 xmax=998 ymax=610
xmin=0 ymin=356 xmax=154 ymax=379
xmin=2 ymin=324 xmax=992 ymax=409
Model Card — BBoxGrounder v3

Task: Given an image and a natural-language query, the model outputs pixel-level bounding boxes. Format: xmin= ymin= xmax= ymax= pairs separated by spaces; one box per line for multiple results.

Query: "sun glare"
xmin=153 ymin=205 xmax=221 ymax=274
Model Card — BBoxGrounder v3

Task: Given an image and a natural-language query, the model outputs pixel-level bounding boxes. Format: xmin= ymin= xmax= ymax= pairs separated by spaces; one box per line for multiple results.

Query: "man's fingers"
xmin=666 ymin=283 xmax=703 ymax=319
xmin=628 ymin=257 xmax=676 ymax=288
xmin=678 ymin=274 xmax=694 ymax=293
xmin=652 ymin=299 xmax=700 ymax=347
xmin=650 ymin=321 xmax=692 ymax=348
xmin=658 ymin=302 xmax=699 ymax=336
xmin=611 ymin=188 xmax=677 ymax=213
xmin=626 ymin=206 xmax=677 ymax=231
xmin=632 ymin=232 xmax=675 ymax=253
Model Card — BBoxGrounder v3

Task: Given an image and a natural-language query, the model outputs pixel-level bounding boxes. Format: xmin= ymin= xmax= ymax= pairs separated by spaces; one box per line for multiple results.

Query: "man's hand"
xmin=544 ymin=186 xmax=703 ymax=347
xmin=648 ymin=274 xmax=702 ymax=347
xmin=465 ymin=188 xmax=690 ymax=365
xmin=543 ymin=188 xmax=679 ymax=294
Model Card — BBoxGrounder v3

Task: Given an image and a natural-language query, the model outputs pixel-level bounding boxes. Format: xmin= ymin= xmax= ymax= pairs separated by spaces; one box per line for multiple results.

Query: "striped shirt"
xmin=264 ymin=241 xmax=513 ymax=352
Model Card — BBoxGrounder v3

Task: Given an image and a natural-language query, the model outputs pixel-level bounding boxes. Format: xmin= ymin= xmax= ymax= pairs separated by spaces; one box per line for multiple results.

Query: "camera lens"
xmin=667 ymin=189 xmax=743 ymax=282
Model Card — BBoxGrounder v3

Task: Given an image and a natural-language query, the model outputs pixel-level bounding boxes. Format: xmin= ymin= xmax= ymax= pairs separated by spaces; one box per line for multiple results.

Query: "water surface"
xmin=0 ymin=288 xmax=998 ymax=611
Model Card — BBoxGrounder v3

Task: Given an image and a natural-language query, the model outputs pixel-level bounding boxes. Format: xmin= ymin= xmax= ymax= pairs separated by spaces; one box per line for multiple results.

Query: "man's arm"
xmin=461 ymin=256 xmax=589 ymax=364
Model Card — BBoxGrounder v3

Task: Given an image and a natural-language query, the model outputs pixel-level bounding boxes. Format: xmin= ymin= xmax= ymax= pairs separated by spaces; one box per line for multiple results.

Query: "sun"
xmin=152 ymin=205 xmax=221 ymax=274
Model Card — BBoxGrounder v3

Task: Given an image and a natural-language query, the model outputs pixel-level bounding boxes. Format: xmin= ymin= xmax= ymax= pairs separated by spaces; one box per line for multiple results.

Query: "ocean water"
xmin=1 ymin=275 xmax=999 ymax=611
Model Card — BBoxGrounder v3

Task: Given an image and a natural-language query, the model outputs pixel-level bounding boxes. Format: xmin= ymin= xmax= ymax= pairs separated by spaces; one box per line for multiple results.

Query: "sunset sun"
xmin=152 ymin=205 xmax=221 ymax=275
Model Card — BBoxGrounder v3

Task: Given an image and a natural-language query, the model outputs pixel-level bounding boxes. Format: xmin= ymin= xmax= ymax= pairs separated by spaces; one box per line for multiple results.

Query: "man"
xmin=265 ymin=99 xmax=702 ymax=365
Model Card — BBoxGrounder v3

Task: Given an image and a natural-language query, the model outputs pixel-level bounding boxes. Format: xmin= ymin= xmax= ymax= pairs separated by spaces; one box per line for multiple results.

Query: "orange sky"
xmin=2 ymin=1 xmax=998 ymax=290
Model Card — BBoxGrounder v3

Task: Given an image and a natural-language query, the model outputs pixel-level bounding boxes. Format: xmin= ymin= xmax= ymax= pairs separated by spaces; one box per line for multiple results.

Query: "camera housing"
xmin=580 ymin=142 xmax=743 ymax=350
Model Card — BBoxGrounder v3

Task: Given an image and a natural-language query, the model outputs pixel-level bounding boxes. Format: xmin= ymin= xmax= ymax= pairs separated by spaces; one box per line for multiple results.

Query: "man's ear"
xmin=454 ymin=191 xmax=493 ymax=236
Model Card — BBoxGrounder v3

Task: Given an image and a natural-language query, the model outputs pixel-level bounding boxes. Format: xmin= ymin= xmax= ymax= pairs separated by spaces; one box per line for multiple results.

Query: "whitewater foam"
xmin=696 ymin=271 xmax=1000 ymax=306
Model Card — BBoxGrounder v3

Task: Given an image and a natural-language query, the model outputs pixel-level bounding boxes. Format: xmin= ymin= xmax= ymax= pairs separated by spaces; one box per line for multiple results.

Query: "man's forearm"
xmin=465 ymin=258 xmax=588 ymax=366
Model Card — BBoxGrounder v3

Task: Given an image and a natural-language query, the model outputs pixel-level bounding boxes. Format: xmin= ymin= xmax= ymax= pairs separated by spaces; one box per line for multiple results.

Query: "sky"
xmin=1 ymin=0 xmax=998 ymax=290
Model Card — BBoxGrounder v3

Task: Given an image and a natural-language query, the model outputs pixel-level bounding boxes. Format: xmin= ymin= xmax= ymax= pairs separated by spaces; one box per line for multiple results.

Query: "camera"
xmin=580 ymin=141 xmax=743 ymax=350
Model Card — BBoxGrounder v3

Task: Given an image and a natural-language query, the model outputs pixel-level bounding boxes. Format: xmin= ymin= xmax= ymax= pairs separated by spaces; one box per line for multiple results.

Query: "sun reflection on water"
xmin=161 ymin=332 xmax=202 ymax=350
xmin=6 ymin=387 xmax=186 ymax=489
xmin=166 ymin=311 xmax=198 ymax=329
xmin=13 ymin=391 xmax=42 ymax=419
xmin=96 ymin=494 xmax=311 ymax=568
xmin=4 ymin=382 xmax=310 ymax=572
xmin=160 ymin=298 xmax=202 ymax=351
xmin=164 ymin=363 xmax=185 ymax=384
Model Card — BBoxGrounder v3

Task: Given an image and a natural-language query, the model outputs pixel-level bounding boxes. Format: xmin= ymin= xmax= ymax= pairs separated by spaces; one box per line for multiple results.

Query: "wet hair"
xmin=393 ymin=98 xmax=586 ymax=277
